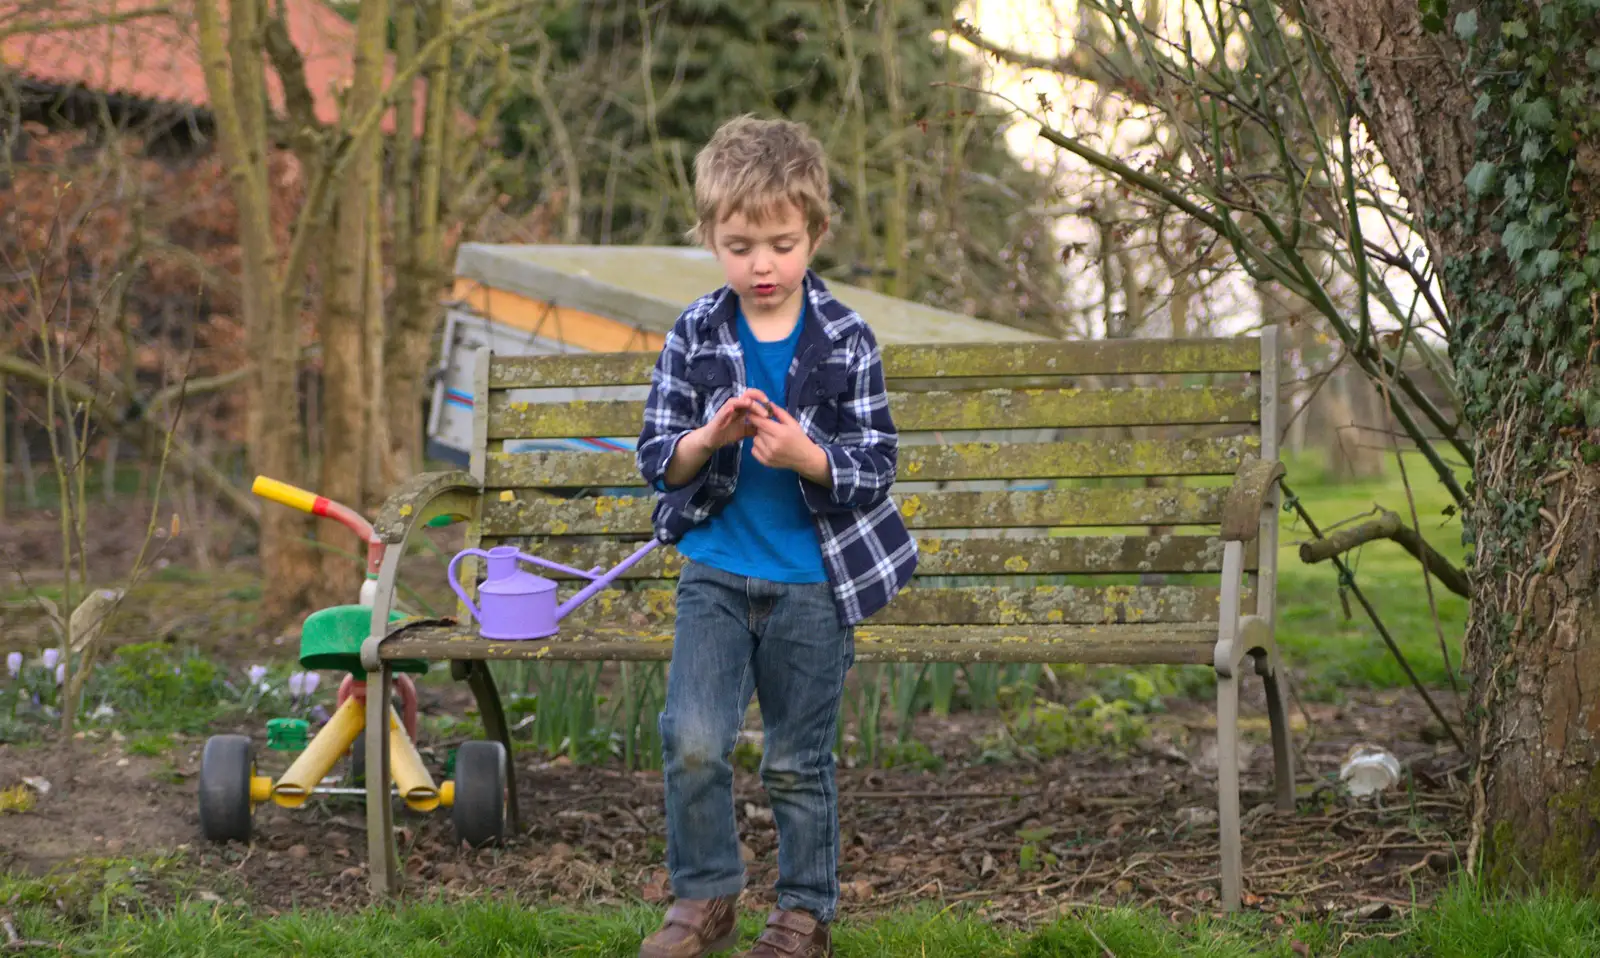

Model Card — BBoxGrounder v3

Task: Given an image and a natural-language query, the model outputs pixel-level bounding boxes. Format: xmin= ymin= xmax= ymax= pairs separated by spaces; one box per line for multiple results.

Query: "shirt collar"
xmin=696 ymin=269 xmax=858 ymax=344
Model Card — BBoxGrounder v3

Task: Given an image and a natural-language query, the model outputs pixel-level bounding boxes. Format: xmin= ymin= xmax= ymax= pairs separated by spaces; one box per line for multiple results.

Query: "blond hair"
xmin=690 ymin=114 xmax=830 ymax=246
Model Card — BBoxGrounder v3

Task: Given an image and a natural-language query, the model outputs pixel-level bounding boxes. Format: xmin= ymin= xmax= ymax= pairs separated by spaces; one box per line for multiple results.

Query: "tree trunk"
xmin=381 ymin=316 xmax=436 ymax=487
xmin=1307 ymin=366 xmax=1387 ymax=481
xmin=382 ymin=0 xmax=455 ymax=486
xmin=1293 ymin=0 xmax=1600 ymax=890
xmin=315 ymin=0 xmax=389 ymax=604
xmin=1 ymin=369 xmax=7 ymax=519
xmin=195 ymin=0 xmax=317 ymax=622
xmin=364 ymin=169 xmax=388 ymax=502
xmin=876 ymin=0 xmax=910 ymax=299
xmin=315 ymin=191 xmax=371 ymax=603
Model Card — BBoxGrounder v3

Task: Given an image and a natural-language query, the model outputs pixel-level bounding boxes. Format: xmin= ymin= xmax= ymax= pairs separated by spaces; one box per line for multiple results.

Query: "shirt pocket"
xmin=685 ymin=352 xmax=735 ymax=425
xmin=796 ymin=361 xmax=852 ymax=440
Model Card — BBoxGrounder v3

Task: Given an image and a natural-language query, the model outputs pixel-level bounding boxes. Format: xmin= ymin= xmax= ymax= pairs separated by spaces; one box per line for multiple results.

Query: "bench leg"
xmin=1215 ymin=668 xmax=1243 ymax=913
xmin=1257 ymin=655 xmax=1297 ymax=813
xmin=365 ymin=664 xmax=401 ymax=897
xmin=460 ymin=660 xmax=522 ymax=835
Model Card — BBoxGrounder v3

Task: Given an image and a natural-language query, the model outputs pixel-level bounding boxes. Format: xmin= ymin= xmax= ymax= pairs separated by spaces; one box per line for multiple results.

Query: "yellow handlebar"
xmin=251 ymin=476 xmax=321 ymax=514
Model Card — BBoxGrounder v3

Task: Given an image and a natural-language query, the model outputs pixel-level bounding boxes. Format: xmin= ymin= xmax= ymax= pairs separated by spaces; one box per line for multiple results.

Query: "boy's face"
xmin=709 ymin=201 xmax=819 ymax=320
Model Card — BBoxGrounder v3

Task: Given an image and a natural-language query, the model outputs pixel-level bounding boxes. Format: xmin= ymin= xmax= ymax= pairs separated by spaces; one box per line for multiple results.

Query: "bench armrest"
xmin=362 ymin=471 xmax=480 ymax=673
xmin=1220 ymin=456 xmax=1285 ymax=542
xmin=373 ymin=470 xmax=481 ymax=544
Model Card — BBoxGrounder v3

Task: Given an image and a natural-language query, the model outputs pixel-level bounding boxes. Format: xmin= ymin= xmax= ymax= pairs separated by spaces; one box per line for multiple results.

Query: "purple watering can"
xmin=447 ymin=540 xmax=661 ymax=640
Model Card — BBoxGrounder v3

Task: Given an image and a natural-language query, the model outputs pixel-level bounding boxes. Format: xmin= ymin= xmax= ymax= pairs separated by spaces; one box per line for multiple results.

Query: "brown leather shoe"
xmin=639 ymin=895 xmax=740 ymax=958
xmin=740 ymin=909 xmax=832 ymax=958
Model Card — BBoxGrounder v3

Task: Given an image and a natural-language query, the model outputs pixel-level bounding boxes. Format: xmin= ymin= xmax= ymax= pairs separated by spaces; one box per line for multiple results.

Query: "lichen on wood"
xmin=487 ymin=337 xmax=1263 ymax=388
xmin=538 ymin=584 xmax=1250 ymax=627
xmin=379 ymin=622 xmax=1222 ymax=665
xmin=491 ymin=533 xmax=1254 ymax=578
xmin=480 ymin=487 xmax=1234 ymax=536
xmin=485 ymin=384 xmax=1261 ymax=438
xmin=484 ymin=436 xmax=1258 ymax=487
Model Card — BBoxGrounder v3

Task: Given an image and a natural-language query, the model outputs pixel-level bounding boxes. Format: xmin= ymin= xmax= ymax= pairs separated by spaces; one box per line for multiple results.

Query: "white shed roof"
xmin=453 ymin=243 xmax=1042 ymax=345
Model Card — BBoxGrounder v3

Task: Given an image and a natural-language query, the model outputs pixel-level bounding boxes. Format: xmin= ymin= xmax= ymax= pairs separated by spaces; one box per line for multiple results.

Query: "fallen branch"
xmin=0 ymin=912 xmax=57 ymax=952
xmin=1280 ymin=485 xmax=1466 ymax=753
xmin=1084 ymin=924 xmax=1118 ymax=958
xmin=142 ymin=364 xmax=256 ymax=418
xmin=953 ymin=807 xmax=1039 ymax=842
xmin=1298 ymin=508 xmax=1471 ymax=599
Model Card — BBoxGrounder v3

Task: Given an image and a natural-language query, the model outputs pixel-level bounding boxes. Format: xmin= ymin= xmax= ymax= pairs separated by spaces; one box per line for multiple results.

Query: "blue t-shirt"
xmin=676 ymin=308 xmax=828 ymax=583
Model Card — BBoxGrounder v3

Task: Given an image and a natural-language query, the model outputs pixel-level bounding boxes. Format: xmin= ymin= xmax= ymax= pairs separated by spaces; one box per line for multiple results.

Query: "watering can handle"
xmin=447 ymin=548 xmax=491 ymax=623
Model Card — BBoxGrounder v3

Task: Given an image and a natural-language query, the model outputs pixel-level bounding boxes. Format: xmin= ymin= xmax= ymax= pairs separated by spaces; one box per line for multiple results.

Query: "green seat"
xmin=300 ymin=605 xmax=428 ymax=676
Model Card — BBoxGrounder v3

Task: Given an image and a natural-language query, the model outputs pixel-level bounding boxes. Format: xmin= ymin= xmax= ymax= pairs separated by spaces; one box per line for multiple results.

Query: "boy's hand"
xmin=692 ymin=392 xmax=762 ymax=452
xmin=664 ymin=392 xmax=762 ymax=488
xmin=750 ymin=403 xmax=831 ymax=486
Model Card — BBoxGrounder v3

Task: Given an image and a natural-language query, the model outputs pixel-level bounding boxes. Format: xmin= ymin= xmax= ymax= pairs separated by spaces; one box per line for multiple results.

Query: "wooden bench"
xmin=357 ymin=331 xmax=1293 ymax=911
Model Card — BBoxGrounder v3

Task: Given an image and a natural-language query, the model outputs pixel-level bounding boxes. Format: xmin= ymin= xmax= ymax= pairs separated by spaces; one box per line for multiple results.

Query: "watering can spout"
xmin=553 ymin=539 xmax=662 ymax=622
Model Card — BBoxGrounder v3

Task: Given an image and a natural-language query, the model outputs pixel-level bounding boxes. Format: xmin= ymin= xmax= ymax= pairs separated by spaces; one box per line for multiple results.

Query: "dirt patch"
xmin=0 ymin=739 xmax=197 ymax=875
xmin=0 ymin=684 xmax=1466 ymax=924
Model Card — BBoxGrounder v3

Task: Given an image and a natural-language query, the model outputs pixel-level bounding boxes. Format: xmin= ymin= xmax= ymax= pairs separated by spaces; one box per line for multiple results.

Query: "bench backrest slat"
xmin=486 ymin=384 xmax=1260 ymax=438
xmin=483 ymin=436 xmax=1259 ymax=488
xmin=475 ymin=535 xmax=1260 ymax=579
xmin=480 ymin=487 xmax=1233 ymax=535
xmin=463 ymin=335 xmax=1278 ymax=633
xmin=551 ymin=584 xmax=1255 ymax=628
xmin=486 ymin=337 xmax=1262 ymax=388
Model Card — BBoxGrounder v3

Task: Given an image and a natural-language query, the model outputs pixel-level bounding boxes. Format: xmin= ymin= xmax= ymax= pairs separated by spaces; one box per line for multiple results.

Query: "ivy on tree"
xmin=1428 ymin=0 xmax=1600 ymax=603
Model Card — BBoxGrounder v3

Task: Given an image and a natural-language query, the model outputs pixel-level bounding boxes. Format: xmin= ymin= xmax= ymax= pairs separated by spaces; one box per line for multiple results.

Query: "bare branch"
xmin=143 ymin=364 xmax=255 ymax=417
xmin=1298 ymin=507 xmax=1471 ymax=598
xmin=0 ymin=351 xmax=258 ymax=521
xmin=0 ymin=6 xmax=171 ymax=42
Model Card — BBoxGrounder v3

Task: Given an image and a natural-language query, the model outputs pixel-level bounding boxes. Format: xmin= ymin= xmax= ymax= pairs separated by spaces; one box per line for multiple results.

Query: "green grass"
xmin=3 ymin=872 xmax=1596 ymax=956
xmin=1273 ymin=450 xmax=1470 ymax=699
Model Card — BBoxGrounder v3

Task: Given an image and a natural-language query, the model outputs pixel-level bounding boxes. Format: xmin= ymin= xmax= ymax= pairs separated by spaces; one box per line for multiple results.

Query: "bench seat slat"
xmin=484 ymin=437 xmax=1258 ymax=487
xmin=479 ymin=535 xmax=1258 ymax=578
xmin=380 ymin=623 xmax=1220 ymax=665
xmin=480 ymin=487 xmax=1232 ymax=536
xmin=486 ymin=338 xmax=1262 ymax=388
xmin=486 ymin=385 xmax=1260 ymax=439
xmin=514 ymin=584 xmax=1250 ymax=627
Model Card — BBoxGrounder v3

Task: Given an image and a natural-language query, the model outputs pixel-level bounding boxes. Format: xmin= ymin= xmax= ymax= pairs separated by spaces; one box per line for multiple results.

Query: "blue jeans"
xmin=659 ymin=559 xmax=854 ymax=922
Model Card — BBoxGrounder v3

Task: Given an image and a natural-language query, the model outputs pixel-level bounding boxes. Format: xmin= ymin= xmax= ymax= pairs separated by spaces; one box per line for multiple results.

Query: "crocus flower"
xmin=41 ymin=648 xmax=59 ymax=670
xmin=288 ymin=672 xmax=305 ymax=698
xmin=302 ymin=672 xmax=321 ymax=696
xmin=55 ymin=663 xmax=65 ymax=685
xmin=247 ymin=664 xmax=268 ymax=685
xmin=5 ymin=652 xmax=20 ymax=678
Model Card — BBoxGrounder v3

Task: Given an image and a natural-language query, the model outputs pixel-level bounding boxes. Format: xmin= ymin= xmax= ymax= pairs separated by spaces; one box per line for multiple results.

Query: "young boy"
xmin=634 ymin=115 xmax=917 ymax=958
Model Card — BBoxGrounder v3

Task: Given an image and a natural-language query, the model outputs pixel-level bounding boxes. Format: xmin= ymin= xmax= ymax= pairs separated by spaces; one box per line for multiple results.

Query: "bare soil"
xmin=1 ymin=502 xmax=1466 ymax=923
xmin=0 ymin=681 xmax=1467 ymax=925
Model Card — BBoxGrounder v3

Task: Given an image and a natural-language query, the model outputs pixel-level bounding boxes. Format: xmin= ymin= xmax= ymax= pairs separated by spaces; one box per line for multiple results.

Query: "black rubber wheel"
xmin=199 ymin=734 xmax=255 ymax=843
xmin=452 ymin=740 xmax=507 ymax=848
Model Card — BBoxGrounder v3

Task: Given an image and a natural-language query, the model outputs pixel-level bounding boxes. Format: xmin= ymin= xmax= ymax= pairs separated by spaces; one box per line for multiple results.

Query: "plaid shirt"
xmin=636 ymin=271 xmax=918 ymax=626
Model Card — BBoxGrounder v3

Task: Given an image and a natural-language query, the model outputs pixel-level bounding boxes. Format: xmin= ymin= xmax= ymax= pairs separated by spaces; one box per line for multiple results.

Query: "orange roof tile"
xmin=0 ymin=0 xmax=427 ymax=134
